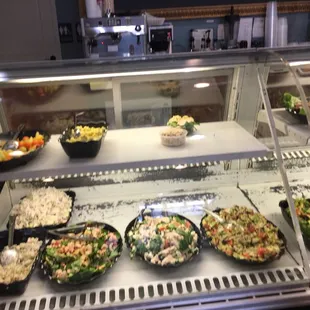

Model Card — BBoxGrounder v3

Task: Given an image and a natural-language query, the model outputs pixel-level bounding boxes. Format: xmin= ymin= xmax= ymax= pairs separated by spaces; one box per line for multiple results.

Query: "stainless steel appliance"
xmin=81 ymin=16 xmax=147 ymax=58
xmin=148 ymin=24 xmax=173 ymax=54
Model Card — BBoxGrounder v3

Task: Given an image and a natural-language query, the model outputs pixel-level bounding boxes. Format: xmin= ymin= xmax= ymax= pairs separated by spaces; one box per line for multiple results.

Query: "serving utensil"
xmin=48 ymin=221 xmax=103 ymax=242
xmin=2 ymin=124 xmax=24 ymax=151
xmin=0 ymin=215 xmax=19 ymax=266
xmin=203 ymin=208 xmax=244 ymax=231
xmin=72 ymin=112 xmax=85 ymax=138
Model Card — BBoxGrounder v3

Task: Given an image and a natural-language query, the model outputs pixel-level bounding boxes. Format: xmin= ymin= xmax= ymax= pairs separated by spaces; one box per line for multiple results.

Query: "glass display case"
xmin=1 ymin=47 xmax=310 ymax=310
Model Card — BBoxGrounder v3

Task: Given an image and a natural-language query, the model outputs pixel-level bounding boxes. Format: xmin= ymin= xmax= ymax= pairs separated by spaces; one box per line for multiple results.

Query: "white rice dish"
xmin=11 ymin=187 xmax=72 ymax=229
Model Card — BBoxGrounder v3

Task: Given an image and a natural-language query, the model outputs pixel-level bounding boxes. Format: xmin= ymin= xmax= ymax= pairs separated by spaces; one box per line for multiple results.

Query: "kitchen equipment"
xmin=0 ymin=216 xmax=18 ymax=266
xmin=265 ymin=1 xmax=278 ymax=47
xmin=190 ymin=29 xmax=214 ymax=51
xmin=81 ymin=16 xmax=147 ymax=58
xmin=148 ymin=24 xmax=173 ymax=54
xmin=224 ymin=6 xmax=240 ymax=49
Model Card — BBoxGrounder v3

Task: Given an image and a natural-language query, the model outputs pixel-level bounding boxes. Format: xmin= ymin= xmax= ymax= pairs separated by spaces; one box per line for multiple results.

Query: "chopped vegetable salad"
xmin=202 ymin=206 xmax=284 ymax=263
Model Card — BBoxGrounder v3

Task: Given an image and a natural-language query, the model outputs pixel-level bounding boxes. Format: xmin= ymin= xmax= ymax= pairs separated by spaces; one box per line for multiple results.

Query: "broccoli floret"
xmin=149 ymin=235 xmax=162 ymax=254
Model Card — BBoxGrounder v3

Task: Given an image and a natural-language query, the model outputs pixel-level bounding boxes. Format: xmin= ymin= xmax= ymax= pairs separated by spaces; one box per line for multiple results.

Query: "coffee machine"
xmin=81 ymin=16 xmax=147 ymax=58
xmin=148 ymin=24 xmax=173 ymax=54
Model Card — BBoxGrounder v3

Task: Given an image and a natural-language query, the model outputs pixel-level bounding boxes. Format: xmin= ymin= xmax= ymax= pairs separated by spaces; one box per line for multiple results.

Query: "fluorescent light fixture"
xmin=0 ymin=72 xmax=8 ymax=82
xmin=289 ymin=61 xmax=310 ymax=67
xmin=6 ymin=67 xmax=213 ymax=84
xmin=194 ymin=82 xmax=210 ymax=88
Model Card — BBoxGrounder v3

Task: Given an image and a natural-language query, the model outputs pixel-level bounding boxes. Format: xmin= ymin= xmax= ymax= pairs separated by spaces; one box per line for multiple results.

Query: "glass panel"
xmin=120 ymin=69 xmax=232 ymax=128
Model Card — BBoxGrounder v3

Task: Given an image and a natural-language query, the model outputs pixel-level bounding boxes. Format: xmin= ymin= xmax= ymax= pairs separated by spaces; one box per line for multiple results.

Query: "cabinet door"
xmin=0 ymin=0 xmax=61 ymax=62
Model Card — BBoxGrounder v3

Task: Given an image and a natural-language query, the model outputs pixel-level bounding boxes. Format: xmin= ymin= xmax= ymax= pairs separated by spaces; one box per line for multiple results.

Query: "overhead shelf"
xmin=0 ymin=122 xmax=270 ymax=181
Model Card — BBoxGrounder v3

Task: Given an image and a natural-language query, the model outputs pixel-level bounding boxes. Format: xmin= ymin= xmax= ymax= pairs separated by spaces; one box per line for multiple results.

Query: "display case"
xmin=1 ymin=47 xmax=310 ymax=310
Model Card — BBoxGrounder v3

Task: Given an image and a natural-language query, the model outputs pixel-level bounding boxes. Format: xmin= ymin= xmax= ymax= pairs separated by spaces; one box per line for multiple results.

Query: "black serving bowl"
xmin=285 ymin=108 xmax=308 ymax=124
xmin=279 ymin=199 xmax=310 ymax=249
xmin=0 ymin=129 xmax=50 ymax=172
xmin=200 ymin=208 xmax=286 ymax=265
xmin=40 ymin=221 xmax=123 ymax=285
xmin=10 ymin=190 xmax=76 ymax=240
xmin=0 ymin=232 xmax=44 ymax=296
xmin=59 ymin=122 xmax=107 ymax=159
xmin=125 ymin=210 xmax=203 ymax=268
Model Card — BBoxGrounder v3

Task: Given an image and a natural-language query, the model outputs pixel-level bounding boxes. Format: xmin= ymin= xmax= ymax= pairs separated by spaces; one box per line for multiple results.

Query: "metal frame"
xmin=257 ymin=67 xmax=310 ymax=278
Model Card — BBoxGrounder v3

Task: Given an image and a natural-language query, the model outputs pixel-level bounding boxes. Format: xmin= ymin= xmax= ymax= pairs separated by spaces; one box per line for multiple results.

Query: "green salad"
xmin=202 ymin=206 xmax=284 ymax=262
xmin=286 ymin=198 xmax=310 ymax=238
xmin=127 ymin=215 xmax=199 ymax=266
xmin=283 ymin=92 xmax=308 ymax=115
xmin=43 ymin=226 xmax=121 ymax=283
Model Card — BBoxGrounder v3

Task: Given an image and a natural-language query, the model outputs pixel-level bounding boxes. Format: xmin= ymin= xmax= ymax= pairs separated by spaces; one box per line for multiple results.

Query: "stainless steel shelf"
xmin=0 ymin=122 xmax=269 ymax=181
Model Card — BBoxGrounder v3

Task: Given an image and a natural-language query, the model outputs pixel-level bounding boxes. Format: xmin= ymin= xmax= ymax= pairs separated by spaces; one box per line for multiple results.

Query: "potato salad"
xmin=127 ymin=215 xmax=199 ymax=266
xmin=0 ymin=238 xmax=42 ymax=284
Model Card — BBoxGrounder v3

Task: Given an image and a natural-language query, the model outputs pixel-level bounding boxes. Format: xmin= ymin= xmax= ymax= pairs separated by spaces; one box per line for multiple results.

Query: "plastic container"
xmin=125 ymin=211 xmax=202 ymax=268
xmin=59 ymin=122 xmax=107 ymax=159
xmin=40 ymin=222 xmax=123 ymax=285
xmin=160 ymin=128 xmax=187 ymax=147
xmin=0 ymin=130 xmax=50 ymax=172
xmin=0 ymin=234 xmax=44 ymax=295
xmin=10 ymin=190 xmax=76 ymax=240
xmin=265 ymin=1 xmax=278 ymax=47
xmin=85 ymin=0 xmax=103 ymax=18
xmin=277 ymin=17 xmax=288 ymax=47
xmin=200 ymin=208 xmax=286 ymax=265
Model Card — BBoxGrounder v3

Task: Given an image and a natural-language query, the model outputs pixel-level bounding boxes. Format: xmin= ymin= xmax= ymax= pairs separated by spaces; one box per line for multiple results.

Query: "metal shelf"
xmin=0 ymin=122 xmax=269 ymax=182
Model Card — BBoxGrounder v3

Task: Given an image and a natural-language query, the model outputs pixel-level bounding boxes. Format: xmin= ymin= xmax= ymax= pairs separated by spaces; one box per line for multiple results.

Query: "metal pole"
xmin=256 ymin=67 xmax=310 ymax=278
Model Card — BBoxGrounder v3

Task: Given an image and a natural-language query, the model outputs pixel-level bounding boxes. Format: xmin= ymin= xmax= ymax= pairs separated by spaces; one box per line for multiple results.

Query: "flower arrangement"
xmin=167 ymin=115 xmax=199 ymax=135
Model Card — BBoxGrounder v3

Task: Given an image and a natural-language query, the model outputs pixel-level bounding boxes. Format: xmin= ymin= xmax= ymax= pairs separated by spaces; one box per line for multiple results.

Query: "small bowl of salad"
xmin=279 ymin=197 xmax=310 ymax=248
xmin=40 ymin=222 xmax=123 ymax=285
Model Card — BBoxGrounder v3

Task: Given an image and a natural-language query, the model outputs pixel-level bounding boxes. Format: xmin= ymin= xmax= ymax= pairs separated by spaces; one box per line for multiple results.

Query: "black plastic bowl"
xmin=125 ymin=210 xmax=203 ymax=268
xmin=279 ymin=199 xmax=310 ymax=249
xmin=0 ymin=232 xmax=44 ymax=296
xmin=0 ymin=129 xmax=50 ymax=172
xmin=59 ymin=122 xmax=107 ymax=159
xmin=40 ymin=221 xmax=123 ymax=285
xmin=200 ymin=208 xmax=286 ymax=265
xmin=10 ymin=190 xmax=76 ymax=240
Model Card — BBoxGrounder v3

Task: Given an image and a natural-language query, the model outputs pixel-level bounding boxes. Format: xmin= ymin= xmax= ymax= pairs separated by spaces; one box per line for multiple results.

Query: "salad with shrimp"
xmin=43 ymin=226 xmax=122 ymax=283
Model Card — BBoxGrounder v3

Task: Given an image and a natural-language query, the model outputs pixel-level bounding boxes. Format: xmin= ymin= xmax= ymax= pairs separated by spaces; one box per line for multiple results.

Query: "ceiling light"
xmin=194 ymin=82 xmax=210 ymax=88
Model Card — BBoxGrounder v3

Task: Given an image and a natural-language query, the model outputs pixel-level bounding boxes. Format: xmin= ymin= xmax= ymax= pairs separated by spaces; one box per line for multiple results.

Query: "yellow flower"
xmin=169 ymin=115 xmax=181 ymax=123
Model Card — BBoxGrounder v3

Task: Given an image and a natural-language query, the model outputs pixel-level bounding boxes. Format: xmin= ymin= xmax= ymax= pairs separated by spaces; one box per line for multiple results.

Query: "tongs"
xmin=48 ymin=222 xmax=104 ymax=242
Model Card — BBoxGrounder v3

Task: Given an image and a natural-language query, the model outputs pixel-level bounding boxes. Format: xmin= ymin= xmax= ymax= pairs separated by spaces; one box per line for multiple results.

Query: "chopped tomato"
xmin=258 ymin=232 xmax=266 ymax=239
xmin=227 ymin=240 xmax=233 ymax=246
xmin=248 ymin=224 xmax=255 ymax=233
xmin=185 ymin=221 xmax=191 ymax=228
xmin=243 ymin=252 xmax=251 ymax=259
xmin=257 ymin=247 xmax=266 ymax=257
